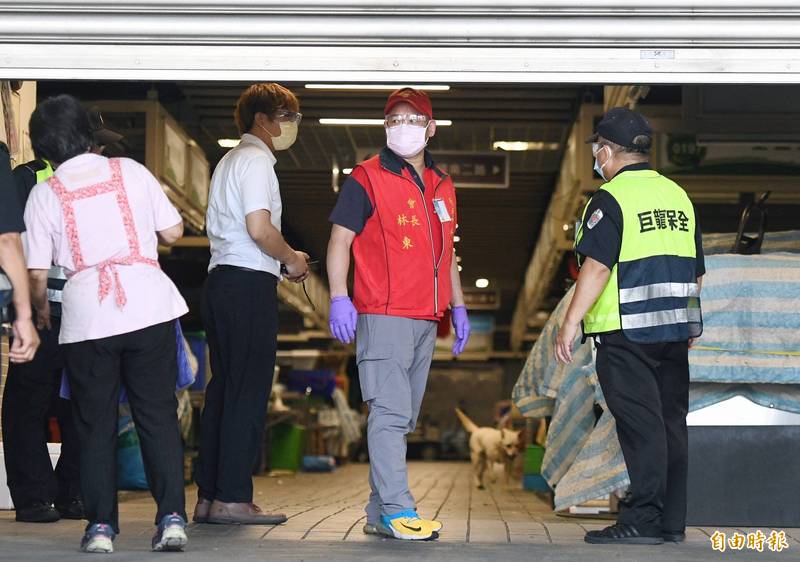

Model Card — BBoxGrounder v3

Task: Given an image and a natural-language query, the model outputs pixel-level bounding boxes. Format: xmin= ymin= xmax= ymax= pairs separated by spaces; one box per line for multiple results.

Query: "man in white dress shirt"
xmin=194 ymin=83 xmax=309 ymax=525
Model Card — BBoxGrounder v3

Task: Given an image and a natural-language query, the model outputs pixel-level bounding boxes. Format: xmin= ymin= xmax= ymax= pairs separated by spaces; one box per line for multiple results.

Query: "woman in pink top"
xmin=24 ymin=95 xmax=189 ymax=554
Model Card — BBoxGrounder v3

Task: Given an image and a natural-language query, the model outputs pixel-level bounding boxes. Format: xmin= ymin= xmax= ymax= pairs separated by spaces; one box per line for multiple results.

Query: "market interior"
xmin=2 ymin=80 xmax=800 ymax=534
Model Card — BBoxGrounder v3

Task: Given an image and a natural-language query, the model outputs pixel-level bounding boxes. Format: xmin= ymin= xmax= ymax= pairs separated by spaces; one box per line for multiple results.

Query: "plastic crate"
xmin=285 ymin=369 xmax=336 ymax=398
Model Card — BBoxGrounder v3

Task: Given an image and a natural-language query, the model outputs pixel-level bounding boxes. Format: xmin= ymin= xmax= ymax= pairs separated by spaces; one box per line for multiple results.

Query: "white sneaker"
xmin=152 ymin=513 xmax=188 ymax=552
xmin=80 ymin=523 xmax=115 ymax=554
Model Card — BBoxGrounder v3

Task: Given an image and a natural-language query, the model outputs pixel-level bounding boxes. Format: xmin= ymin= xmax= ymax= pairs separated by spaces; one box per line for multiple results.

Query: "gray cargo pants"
xmin=356 ymin=314 xmax=437 ymax=522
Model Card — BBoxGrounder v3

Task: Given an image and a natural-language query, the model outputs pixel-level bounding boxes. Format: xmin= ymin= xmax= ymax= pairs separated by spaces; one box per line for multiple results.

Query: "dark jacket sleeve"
xmin=576 ymin=191 xmax=624 ymax=270
xmin=329 ymin=166 xmax=374 ymax=234
xmin=0 ymin=143 xmax=25 ymax=235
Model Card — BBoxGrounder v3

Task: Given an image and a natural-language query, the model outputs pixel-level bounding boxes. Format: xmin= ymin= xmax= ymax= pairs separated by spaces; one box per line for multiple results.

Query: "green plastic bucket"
xmin=523 ymin=445 xmax=545 ymax=475
xmin=269 ymin=423 xmax=306 ymax=472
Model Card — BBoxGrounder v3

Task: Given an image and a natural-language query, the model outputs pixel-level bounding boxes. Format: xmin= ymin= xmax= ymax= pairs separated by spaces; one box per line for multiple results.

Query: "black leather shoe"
xmin=585 ymin=523 xmax=664 ymax=545
xmin=15 ymin=502 xmax=61 ymax=523
xmin=56 ymin=497 xmax=86 ymax=520
xmin=662 ymin=530 xmax=686 ymax=543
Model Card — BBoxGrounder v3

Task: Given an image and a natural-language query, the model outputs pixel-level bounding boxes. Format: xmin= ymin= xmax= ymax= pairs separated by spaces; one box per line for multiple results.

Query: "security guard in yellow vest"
xmin=556 ymin=108 xmax=705 ymax=546
xmin=3 ymin=156 xmax=83 ymax=523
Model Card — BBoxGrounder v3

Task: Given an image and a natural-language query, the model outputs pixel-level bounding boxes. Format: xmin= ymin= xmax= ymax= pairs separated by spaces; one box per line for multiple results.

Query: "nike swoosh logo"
xmin=401 ymin=523 xmax=422 ymax=532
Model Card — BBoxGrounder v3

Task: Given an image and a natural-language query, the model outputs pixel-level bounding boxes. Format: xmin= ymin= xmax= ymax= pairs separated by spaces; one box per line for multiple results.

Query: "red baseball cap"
xmin=384 ymin=88 xmax=433 ymax=119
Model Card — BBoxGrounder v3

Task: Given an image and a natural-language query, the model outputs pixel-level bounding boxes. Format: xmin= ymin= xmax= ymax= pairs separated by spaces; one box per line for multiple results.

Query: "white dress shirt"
xmin=206 ymin=133 xmax=283 ymax=276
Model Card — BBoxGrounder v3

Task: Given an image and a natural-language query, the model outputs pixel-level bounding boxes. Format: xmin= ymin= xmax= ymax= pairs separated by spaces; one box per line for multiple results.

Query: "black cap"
xmin=88 ymin=107 xmax=124 ymax=147
xmin=587 ymin=107 xmax=652 ymax=153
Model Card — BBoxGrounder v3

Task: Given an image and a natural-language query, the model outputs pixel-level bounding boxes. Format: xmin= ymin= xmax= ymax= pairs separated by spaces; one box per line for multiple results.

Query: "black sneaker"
xmin=15 ymin=502 xmax=61 ymax=523
xmin=585 ymin=523 xmax=664 ymax=545
xmin=56 ymin=497 xmax=86 ymax=520
xmin=662 ymin=530 xmax=686 ymax=543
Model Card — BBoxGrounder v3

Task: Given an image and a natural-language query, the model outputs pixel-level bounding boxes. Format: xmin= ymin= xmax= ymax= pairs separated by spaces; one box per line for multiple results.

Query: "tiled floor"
xmin=1 ymin=461 xmax=797 ymax=561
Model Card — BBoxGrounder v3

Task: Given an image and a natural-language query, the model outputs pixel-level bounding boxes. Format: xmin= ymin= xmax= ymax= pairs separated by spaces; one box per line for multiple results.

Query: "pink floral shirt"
xmin=24 ymin=153 xmax=188 ymax=344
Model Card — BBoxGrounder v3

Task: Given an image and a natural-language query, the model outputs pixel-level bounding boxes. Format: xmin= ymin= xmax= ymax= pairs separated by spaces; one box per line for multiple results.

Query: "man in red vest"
xmin=327 ymin=88 xmax=470 ymax=541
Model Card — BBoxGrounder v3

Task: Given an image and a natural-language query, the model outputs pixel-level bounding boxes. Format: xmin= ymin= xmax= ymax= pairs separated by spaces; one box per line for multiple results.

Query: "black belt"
xmin=214 ymin=264 xmax=262 ymax=273
xmin=213 ymin=265 xmax=277 ymax=279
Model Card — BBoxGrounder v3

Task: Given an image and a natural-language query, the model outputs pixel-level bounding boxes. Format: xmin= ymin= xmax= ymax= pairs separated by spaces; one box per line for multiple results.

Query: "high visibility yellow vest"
xmin=1 ymin=160 xmax=55 ymax=316
xmin=576 ymin=169 xmax=702 ymax=343
xmin=35 ymin=160 xmax=54 ymax=183
xmin=31 ymin=160 xmax=67 ymax=305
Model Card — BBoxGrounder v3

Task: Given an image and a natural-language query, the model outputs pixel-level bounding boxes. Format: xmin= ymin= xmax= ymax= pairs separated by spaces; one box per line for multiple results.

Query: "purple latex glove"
xmin=451 ymin=305 xmax=471 ymax=355
xmin=329 ymin=296 xmax=358 ymax=344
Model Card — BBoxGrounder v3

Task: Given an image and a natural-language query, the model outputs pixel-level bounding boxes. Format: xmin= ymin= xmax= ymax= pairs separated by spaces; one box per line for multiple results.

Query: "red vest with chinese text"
xmin=352 ymin=150 xmax=457 ymax=320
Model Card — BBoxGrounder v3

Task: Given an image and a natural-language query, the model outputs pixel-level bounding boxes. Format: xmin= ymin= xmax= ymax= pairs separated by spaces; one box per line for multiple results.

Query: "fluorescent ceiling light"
xmin=218 ymin=138 xmax=241 ymax=148
xmin=475 ymin=278 xmax=490 ymax=289
xmin=320 ymin=118 xmax=383 ymax=126
xmin=319 ymin=118 xmax=452 ymax=126
xmin=342 ymin=168 xmax=353 ymax=175
xmin=493 ymin=141 xmax=560 ymax=152
xmin=306 ymin=84 xmax=450 ymax=91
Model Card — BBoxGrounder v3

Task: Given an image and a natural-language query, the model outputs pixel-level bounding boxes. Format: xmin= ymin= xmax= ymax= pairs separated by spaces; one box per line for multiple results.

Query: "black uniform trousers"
xmin=2 ymin=315 xmax=81 ymax=509
xmin=62 ymin=320 xmax=186 ymax=533
xmin=196 ymin=266 xmax=278 ymax=504
xmin=595 ymin=330 xmax=690 ymax=536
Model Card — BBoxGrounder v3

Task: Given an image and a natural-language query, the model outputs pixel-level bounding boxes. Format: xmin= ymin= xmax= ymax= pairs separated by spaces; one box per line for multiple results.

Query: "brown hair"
xmin=234 ymin=83 xmax=300 ymax=135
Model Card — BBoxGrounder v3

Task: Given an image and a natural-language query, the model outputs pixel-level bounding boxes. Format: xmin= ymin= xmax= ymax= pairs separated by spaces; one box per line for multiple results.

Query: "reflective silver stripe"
xmin=621 ymin=307 xmax=702 ymax=330
xmin=47 ymin=289 xmax=63 ymax=303
xmin=619 ymin=282 xmax=699 ymax=304
xmin=0 ymin=273 xmax=11 ymax=291
xmin=48 ymin=266 xmax=66 ymax=281
xmin=47 ymin=266 xmax=65 ymax=303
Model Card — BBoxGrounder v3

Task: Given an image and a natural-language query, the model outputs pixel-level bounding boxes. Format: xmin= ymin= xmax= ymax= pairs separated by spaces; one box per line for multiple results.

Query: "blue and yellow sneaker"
xmin=365 ymin=521 xmax=444 ymax=535
xmin=377 ymin=510 xmax=439 ymax=541
xmin=422 ymin=516 xmax=442 ymax=533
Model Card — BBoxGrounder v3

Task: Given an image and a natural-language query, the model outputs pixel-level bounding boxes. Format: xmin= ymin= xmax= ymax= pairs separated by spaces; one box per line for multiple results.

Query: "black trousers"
xmin=62 ymin=321 xmax=186 ymax=533
xmin=2 ymin=315 xmax=81 ymax=509
xmin=595 ymin=331 xmax=690 ymax=535
xmin=196 ymin=267 xmax=278 ymax=504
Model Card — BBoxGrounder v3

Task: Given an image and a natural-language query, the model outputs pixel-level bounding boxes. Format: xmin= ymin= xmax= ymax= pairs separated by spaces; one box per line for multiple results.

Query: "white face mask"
xmin=259 ymin=121 xmax=298 ymax=151
xmin=386 ymin=123 xmax=429 ymax=159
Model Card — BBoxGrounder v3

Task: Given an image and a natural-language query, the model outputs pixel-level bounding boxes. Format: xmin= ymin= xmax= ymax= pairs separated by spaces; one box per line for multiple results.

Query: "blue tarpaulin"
xmin=513 ymin=238 xmax=800 ymax=510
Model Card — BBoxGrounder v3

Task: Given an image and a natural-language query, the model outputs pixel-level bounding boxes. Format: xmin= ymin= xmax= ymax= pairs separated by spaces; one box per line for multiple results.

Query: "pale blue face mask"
xmin=593 ymin=157 xmax=605 ymax=181
xmin=593 ymin=145 xmax=611 ymax=181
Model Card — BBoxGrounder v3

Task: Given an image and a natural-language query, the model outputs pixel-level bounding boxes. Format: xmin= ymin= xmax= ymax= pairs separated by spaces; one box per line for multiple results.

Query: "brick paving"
xmin=1 ymin=461 xmax=797 ymax=561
